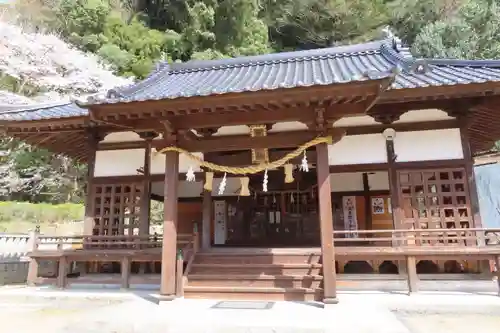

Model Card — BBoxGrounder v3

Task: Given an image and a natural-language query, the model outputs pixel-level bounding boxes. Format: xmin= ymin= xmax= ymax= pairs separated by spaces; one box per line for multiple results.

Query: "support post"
xmin=385 ymin=132 xmax=406 ymax=274
xmin=139 ymin=135 xmax=154 ymax=237
xmin=26 ymin=228 xmax=40 ymax=286
xmin=460 ymin=123 xmax=489 ymax=273
xmin=202 ymin=189 xmax=212 ymax=249
xmin=160 ymin=150 xmax=179 ymax=300
xmin=362 ymin=173 xmax=372 ymax=233
xmin=121 ymin=256 xmax=130 ymax=289
xmin=315 ymin=142 xmax=338 ymax=305
xmin=406 ymin=256 xmax=418 ymax=294
xmin=494 ymin=255 xmax=500 ymax=297
xmin=139 ymin=135 xmax=153 ymax=274
xmin=57 ymin=256 xmax=67 ymax=289
xmin=83 ymin=130 xmax=99 ymax=237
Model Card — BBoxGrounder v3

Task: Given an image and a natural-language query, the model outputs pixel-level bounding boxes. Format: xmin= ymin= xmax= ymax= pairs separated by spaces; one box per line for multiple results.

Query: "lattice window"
xmin=91 ymin=183 xmax=142 ymax=237
xmin=398 ymin=168 xmax=472 ymax=245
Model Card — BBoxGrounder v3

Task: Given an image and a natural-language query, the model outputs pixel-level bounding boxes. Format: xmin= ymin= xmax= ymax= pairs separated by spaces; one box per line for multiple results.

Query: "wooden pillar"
xmin=202 ymin=189 xmax=212 ymax=249
xmin=494 ymin=255 xmax=500 ymax=297
xmin=385 ymin=137 xmax=402 ymax=230
xmin=385 ymin=131 xmax=406 ymax=274
xmin=315 ymin=142 xmax=338 ymax=304
xmin=139 ymin=135 xmax=154 ymax=237
xmin=460 ymin=126 xmax=482 ymax=229
xmin=460 ymin=123 xmax=490 ymax=273
xmin=83 ymin=130 xmax=99 ymax=236
xmin=57 ymin=256 xmax=67 ymax=289
xmin=362 ymin=173 xmax=372 ymax=232
xmin=160 ymin=150 xmax=179 ymax=299
xmin=406 ymin=255 xmax=418 ymax=294
xmin=27 ymin=229 xmax=39 ymax=286
xmin=121 ymin=256 xmax=130 ymax=289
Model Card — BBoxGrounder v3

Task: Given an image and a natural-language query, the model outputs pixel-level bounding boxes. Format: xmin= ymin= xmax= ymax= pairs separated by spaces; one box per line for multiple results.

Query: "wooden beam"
xmin=91 ymin=78 xmax=386 ymax=116
xmin=153 ymin=129 xmax=345 ymax=153
xmin=97 ymin=119 xmax=459 ymax=151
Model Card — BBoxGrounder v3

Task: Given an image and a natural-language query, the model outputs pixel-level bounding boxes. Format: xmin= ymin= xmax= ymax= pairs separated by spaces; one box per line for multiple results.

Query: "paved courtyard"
xmin=0 ymin=283 xmax=499 ymax=333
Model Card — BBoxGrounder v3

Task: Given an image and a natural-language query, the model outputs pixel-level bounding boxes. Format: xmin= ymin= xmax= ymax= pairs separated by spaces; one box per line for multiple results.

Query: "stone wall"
xmin=0 ymin=233 xmax=57 ymax=285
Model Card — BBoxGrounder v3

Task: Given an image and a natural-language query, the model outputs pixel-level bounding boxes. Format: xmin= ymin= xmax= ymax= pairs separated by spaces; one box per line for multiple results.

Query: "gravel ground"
xmin=1 ymin=287 xmax=500 ymax=333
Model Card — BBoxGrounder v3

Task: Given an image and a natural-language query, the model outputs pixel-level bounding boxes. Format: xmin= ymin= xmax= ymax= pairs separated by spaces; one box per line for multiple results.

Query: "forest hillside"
xmin=1 ymin=0 xmax=499 ymax=230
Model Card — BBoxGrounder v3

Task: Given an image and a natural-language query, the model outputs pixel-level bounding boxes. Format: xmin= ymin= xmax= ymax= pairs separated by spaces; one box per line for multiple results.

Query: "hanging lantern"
xmin=204 ymin=172 xmax=214 ymax=191
xmin=186 ymin=166 xmax=196 ymax=182
xmin=240 ymin=177 xmax=250 ymax=196
xmin=284 ymin=164 xmax=294 ymax=183
xmin=218 ymin=173 xmax=227 ymax=195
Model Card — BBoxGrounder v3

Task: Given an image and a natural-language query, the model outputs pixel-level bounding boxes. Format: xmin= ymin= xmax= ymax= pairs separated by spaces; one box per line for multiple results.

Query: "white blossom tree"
xmin=0 ymin=16 xmax=133 ymax=202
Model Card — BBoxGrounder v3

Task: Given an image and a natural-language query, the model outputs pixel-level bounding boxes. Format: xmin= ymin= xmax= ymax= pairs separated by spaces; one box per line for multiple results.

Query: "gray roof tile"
xmin=84 ymin=39 xmax=500 ymax=105
xmin=0 ymin=102 xmax=87 ymax=122
xmin=3 ymin=38 xmax=500 ymax=121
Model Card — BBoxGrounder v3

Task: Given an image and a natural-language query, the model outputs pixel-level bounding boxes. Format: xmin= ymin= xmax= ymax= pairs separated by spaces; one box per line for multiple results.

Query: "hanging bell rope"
xmin=154 ymin=136 xmax=333 ymax=175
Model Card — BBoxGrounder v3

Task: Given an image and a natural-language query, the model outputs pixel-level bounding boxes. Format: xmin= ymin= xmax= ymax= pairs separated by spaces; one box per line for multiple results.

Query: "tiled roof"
xmin=3 ymin=37 xmax=500 ymax=121
xmin=0 ymin=101 xmax=87 ymax=122
xmin=85 ymin=38 xmax=500 ymax=105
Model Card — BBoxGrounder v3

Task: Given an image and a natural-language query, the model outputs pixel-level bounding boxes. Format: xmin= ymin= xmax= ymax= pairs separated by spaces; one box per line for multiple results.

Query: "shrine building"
xmin=2 ymin=37 xmax=500 ymax=303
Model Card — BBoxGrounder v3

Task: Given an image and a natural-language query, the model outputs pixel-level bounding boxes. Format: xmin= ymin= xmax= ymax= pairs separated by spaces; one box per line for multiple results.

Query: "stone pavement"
xmin=0 ymin=285 xmax=499 ymax=333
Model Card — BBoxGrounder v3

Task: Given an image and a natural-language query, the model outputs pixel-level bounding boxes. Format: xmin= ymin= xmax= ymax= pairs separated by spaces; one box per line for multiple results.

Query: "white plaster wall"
xmin=94 ymin=149 xmax=145 ymax=177
xmin=332 ymin=115 xmax=377 ymax=127
xmin=394 ymin=128 xmax=463 ymax=162
xmin=329 ymin=173 xmax=363 ymax=192
xmin=101 ymin=131 xmax=143 ymax=143
xmin=329 ymin=171 xmax=389 ymax=192
xmin=368 ymin=171 xmax=390 ymax=191
xmin=328 ymin=134 xmax=387 ymax=165
xmin=395 ymin=109 xmax=453 ymax=123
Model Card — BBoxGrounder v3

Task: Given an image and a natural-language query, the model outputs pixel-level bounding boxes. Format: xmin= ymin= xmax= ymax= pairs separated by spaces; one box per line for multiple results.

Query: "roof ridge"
xmin=425 ymin=58 xmax=500 ymax=67
xmin=169 ymin=40 xmax=387 ymax=74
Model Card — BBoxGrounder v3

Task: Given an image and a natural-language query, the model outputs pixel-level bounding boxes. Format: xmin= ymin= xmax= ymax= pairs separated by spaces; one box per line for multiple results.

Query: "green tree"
xmin=266 ymin=0 xmax=389 ymax=50
xmin=413 ymin=0 xmax=500 ymax=59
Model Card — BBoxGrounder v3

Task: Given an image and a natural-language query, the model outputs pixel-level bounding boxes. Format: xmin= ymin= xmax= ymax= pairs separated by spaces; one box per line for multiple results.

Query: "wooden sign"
xmin=342 ymin=196 xmax=358 ymax=238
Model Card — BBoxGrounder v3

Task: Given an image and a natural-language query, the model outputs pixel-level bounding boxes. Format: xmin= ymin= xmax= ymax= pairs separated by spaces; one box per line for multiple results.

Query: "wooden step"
xmin=187 ymin=274 xmax=323 ymax=288
xmin=183 ymin=286 xmax=323 ymax=301
xmin=195 ymin=253 xmax=321 ymax=265
xmin=190 ymin=263 xmax=322 ymax=275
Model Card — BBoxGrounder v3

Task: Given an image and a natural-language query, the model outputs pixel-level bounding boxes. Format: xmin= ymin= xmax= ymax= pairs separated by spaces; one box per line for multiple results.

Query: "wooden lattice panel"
xmin=398 ymin=168 xmax=472 ymax=245
xmin=91 ymin=183 xmax=143 ymax=237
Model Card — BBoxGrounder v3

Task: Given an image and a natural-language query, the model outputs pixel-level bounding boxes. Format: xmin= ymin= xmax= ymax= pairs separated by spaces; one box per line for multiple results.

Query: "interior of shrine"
xmin=150 ymin=168 xmax=393 ymax=247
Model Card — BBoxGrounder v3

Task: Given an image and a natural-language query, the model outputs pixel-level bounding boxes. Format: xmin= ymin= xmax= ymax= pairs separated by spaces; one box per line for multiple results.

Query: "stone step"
xmin=187 ymin=274 xmax=323 ymax=288
xmin=194 ymin=253 xmax=321 ymax=265
xmin=189 ymin=263 xmax=322 ymax=275
xmin=183 ymin=286 xmax=323 ymax=301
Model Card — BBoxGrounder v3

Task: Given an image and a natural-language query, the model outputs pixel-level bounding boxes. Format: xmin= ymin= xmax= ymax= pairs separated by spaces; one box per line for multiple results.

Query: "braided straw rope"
xmin=155 ymin=136 xmax=332 ymax=175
